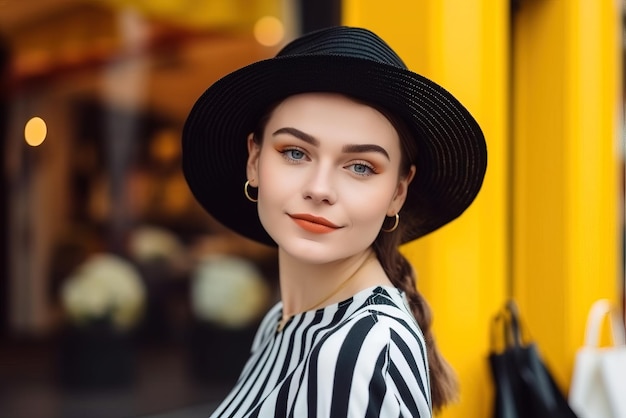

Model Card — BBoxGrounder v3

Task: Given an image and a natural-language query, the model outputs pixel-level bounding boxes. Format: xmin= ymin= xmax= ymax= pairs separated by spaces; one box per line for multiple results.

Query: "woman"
xmin=182 ymin=26 xmax=487 ymax=417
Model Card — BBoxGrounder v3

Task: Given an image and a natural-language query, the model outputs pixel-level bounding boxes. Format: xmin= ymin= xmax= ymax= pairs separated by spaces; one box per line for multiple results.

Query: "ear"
xmin=388 ymin=165 xmax=416 ymax=216
xmin=246 ymin=133 xmax=261 ymax=186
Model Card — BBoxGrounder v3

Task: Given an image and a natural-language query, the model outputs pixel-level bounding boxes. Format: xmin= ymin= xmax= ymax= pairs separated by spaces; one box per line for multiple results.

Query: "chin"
xmin=279 ymin=236 xmax=373 ymax=265
xmin=280 ymin=239 xmax=336 ymax=263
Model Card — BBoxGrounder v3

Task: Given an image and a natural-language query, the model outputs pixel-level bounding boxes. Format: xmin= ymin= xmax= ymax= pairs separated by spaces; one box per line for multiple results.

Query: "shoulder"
xmin=249 ymin=301 xmax=282 ymax=351
xmin=314 ymin=286 xmax=427 ymax=370
xmin=309 ymin=287 xmax=432 ymax=416
xmin=351 ymin=285 xmax=426 ymax=347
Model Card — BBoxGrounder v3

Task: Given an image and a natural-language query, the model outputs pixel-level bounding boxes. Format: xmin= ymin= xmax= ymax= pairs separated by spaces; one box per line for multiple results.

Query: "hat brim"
xmin=182 ymin=54 xmax=487 ymax=246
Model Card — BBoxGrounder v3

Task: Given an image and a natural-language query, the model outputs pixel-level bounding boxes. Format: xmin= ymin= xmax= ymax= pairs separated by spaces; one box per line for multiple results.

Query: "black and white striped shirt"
xmin=210 ymin=286 xmax=432 ymax=417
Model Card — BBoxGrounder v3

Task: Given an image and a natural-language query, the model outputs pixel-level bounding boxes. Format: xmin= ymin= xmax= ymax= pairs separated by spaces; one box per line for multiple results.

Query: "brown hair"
xmin=371 ymin=107 xmax=458 ymax=412
xmin=253 ymin=97 xmax=458 ymax=411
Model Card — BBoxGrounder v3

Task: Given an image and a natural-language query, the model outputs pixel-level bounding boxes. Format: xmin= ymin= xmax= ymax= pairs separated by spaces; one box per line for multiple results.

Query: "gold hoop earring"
xmin=382 ymin=213 xmax=399 ymax=233
xmin=244 ymin=180 xmax=258 ymax=203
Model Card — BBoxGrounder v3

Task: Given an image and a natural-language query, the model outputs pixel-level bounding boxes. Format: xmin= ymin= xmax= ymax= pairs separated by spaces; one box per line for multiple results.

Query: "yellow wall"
xmin=343 ymin=1 xmax=510 ymax=417
xmin=512 ymin=0 xmax=622 ymax=387
xmin=344 ymin=0 xmax=622 ymax=416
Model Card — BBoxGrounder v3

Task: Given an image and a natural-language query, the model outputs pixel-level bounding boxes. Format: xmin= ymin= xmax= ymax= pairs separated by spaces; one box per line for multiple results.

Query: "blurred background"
xmin=0 ymin=0 xmax=624 ymax=417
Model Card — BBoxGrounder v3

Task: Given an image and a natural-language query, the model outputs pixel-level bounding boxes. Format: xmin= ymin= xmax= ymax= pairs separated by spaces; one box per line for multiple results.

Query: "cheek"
xmin=255 ymin=180 xmax=282 ymax=240
xmin=255 ymin=156 xmax=293 ymax=219
xmin=342 ymin=196 xmax=389 ymax=246
xmin=348 ymin=202 xmax=388 ymax=229
xmin=257 ymin=157 xmax=290 ymax=197
xmin=341 ymin=178 xmax=397 ymax=217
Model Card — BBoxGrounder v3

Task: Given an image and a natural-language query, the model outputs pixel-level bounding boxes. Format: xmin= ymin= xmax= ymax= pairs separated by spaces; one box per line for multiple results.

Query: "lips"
xmin=289 ymin=213 xmax=341 ymax=234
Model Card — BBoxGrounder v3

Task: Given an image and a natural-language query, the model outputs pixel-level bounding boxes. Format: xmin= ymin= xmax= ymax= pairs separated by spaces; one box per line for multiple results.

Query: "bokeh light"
xmin=253 ymin=16 xmax=284 ymax=47
xmin=24 ymin=117 xmax=47 ymax=147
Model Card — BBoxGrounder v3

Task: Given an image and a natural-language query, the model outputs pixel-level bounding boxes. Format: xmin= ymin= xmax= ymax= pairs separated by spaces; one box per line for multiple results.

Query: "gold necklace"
xmin=278 ymin=254 xmax=373 ymax=331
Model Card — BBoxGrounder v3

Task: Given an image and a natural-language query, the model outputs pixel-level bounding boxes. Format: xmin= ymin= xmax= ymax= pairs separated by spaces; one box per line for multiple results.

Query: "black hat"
xmin=182 ymin=26 xmax=487 ymax=246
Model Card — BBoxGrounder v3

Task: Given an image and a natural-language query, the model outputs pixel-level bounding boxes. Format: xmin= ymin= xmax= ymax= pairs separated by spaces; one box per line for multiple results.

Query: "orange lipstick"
xmin=290 ymin=214 xmax=340 ymax=234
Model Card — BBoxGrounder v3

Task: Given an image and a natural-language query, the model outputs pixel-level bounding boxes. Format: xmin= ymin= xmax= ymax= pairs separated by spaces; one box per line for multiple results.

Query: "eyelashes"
xmin=278 ymin=146 xmax=378 ymax=176
xmin=349 ymin=162 xmax=376 ymax=176
xmin=281 ymin=147 xmax=307 ymax=162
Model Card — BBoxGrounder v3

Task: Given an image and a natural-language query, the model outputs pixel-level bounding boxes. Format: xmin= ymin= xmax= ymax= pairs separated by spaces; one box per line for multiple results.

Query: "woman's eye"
xmin=283 ymin=148 xmax=306 ymax=161
xmin=349 ymin=163 xmax=374 ymax=176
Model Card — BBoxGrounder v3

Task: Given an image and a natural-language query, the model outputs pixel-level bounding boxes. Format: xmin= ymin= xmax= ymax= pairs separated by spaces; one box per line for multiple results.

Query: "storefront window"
xmin=0 ymin=1 xmax=305 ymax=415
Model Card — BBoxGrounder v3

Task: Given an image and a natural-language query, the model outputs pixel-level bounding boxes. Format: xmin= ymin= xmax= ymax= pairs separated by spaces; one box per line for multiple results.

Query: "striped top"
xmin=209 ymin=286 xmax=432 ymax=417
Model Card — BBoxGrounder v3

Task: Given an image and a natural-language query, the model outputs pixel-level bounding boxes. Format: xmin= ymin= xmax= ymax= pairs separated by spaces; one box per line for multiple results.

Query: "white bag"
xmin=569 ymin=299 xmax=626 ymax=418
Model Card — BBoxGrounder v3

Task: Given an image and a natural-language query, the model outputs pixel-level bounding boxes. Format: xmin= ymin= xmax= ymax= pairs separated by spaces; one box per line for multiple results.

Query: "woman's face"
xmin=247 ymin=93 xmax=415 ymax=264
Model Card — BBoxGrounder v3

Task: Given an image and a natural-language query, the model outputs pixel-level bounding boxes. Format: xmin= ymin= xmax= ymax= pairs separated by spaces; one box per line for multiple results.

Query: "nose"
xmin=302 ymin=163 xmax=337 ymax=205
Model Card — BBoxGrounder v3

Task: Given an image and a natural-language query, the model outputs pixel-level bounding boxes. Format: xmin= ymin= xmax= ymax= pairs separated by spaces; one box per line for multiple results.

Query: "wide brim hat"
xmin=182 ymin=26 xmax=487 ymax=246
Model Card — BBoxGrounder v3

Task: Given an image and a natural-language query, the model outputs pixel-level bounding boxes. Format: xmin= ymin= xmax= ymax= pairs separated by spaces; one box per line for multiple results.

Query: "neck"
xmin=278 ymin=249 xmax=383 ymax=322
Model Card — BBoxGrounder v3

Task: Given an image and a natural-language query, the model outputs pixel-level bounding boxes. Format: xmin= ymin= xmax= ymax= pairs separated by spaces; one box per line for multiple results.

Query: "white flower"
xmin=61 ymin=253 xmax=146 ymax=330
xmin=191 ymin=255 xmax=271 ymax=329
xmin=127 ymin=225 xmax=187 ymax=269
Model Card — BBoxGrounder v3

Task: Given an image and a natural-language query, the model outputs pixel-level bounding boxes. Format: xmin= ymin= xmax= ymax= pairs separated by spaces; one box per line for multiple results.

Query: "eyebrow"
xmin=272 ymin=127 xmax=390 ymax=160
xmin=273 ymin=127 xmax=319 ymax=146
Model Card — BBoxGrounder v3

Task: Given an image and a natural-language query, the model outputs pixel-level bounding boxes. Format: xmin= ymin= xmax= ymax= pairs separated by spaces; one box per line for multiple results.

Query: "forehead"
xmin=265 ymin=93 xmax=402 ymax=151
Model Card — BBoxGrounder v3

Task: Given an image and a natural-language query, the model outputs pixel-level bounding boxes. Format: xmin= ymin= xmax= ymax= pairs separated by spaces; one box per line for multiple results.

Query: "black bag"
xmin=488 ymin=301 xmax=578 ymax=418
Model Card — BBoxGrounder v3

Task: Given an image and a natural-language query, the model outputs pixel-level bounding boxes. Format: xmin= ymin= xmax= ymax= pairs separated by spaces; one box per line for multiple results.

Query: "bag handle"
xmin=505 ymin=300 xmax=524 ymax=346
xmin=490 ymin=311 xmax=511 ymax=353
xmin=583 ymin=299 xmax=626 ymax=347
xmin=490 ymin=300 xmax=530 ymax=352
